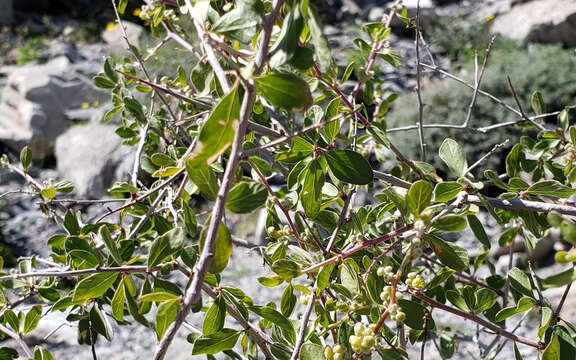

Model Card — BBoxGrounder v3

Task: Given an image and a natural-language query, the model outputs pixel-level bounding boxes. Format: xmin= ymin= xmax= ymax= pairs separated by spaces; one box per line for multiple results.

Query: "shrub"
xmin=1 ymin=2 xmax=576 ymax=360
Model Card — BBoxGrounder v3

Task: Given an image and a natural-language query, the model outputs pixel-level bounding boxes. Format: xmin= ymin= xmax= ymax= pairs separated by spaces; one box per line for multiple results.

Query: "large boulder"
xmin=0 ymin=57 xmax=107 ymax=157
xmin=491 ymin=0 xmax=576 ymax=46
xmin=55 ymin=123 xmax=133 ymax=198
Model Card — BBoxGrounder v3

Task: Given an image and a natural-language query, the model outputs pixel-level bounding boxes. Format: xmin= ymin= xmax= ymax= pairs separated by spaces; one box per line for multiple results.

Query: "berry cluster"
xmin=556 ymin=248 xmax=576 ymax=263
xmin=376 ymin=265 xmax=394 ymax=282
xmin=267 ymin=225 xmax=293 ymax=242
xmin=379 ymin=285 xmax=403 ymax=304
xmin=324 ymin=345 xmax=344 ymax=360
xmin=349 ymin=322 xmax=377 ymax=354
xmin=300 ymin=293 xmax=312 ymax=305
xmin=387 ymin=303 xmax=406 ymax=322
xmin=137 ymin=5 xmax=180 ymax=25
xmin=405 ymin=272 xmax=426 ymax=289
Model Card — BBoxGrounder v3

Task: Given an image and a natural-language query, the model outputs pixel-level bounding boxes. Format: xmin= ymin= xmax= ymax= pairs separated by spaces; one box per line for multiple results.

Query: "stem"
xmin=414 ymin=0 xmax=426 ymax=162
xmin=413 ymin=292 xmax=544 ymax=350
xmin=0 ymin=323 xmax=34 ymax=358
xmin=302 ymin=225 xmax=413 ymax=273
xmin=290 ymin=292 xmax=317 ymax=360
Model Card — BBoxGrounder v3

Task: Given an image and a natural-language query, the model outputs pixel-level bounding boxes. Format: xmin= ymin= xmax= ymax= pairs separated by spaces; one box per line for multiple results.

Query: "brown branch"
xmin=413 ymin=292 xmax=544 ymax=350
xmin=0 ymin=323 xmax=33 ymax=358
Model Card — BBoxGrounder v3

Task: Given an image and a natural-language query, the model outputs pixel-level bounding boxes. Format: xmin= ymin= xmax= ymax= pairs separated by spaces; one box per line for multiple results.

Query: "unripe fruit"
xmin=333 ymin=345 xmax=343 ymax=354
xmin=396 ymin=311 xmax=406 ymax=322
xmin=333 ymin=353 xmax=343 ymax=360
xmin=324 ymin=346 xmax=333 ymax=359
xmin=377 ymin=267 xmax=385 ymax=277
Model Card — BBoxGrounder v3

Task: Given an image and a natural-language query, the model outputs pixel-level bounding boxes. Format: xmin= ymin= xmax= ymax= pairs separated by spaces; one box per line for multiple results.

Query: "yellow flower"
xmin=92 ymin=100 xmax=100 ymax=108
xmin=106 ymin=22 xmax=118 ymax=31
xmin=133 ymin=8 xmax=141 ymax=16
xmin=81 ymin=102 xmax=90 ymax=109
xmin=485 ymin=14 xmax=495 ymax=22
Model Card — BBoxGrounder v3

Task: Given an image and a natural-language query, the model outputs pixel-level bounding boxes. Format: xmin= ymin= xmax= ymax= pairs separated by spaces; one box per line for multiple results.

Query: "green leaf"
xmin=300 ymin=159 xmax=325 ymax=218
xmin=281 ymin=283 xmax=297 ymax=317
xmin=20 ymin=146 xmax=32 ymax=172
xmin=325 ymin=150 xmax=373 ymax=185
xmin=271 ymin=259 xmax=301 ymax=280
xmin=255 ymin=73 xmax=313 ymax=112
xmin=539 ymin=268 xmax=576 ymax=289
xmin=90 ymin=304 xmax=111 ymax=341
xmin=398 ymin=299 xmax=434 ymax=330
xmin=407 ymin=180 xmax=433 ymax=216
xmin=226 ymin=182 xmax=268 ymax=213
xmin=0 ymin=347 xmax=18 ymax=360
xmin=467 ymin=215 xmax=491 ymax=249
xmin=192 ymin=329 xmax=241 ymax=355
xmin=506 ymin=144 xmax=523 ymax=178
xmin=514 ymin=342 xmax=523 ymax=360
xmin=63 ymin=210 xmax=81 ymax=235
xmin=427 ymin=267 xmax=455 ymax=290
xmin=93 ymin=75 xmax=116 ymax=89
xmin=269 ymin=5 xmax=304 ymax=68
xmin=431 ymin=215 xmax=467 ymax=232
xmin=301 ymin=2 xmax=332 ymax=72
xmin=203 ymin=295 xmax=226 ymax=335
xmin=317 ymin=262 xmax=334 ymax=292
xmin=526 ymin=180 xmax=576 ymax=198
xmin=378 ymin=47 xmax=403 ymax=68
xmin=41 ymin=187 xmax=56 ymax=199
xmin=112 ymin=279 xmax=125 ymax=321
xmin=148 ymin=227 xmax=185 ymax=268
xmin=508 ymin=267 xmax=534 ymax=298
xmin=117 ymin=0 xmax=127 ymax=14
xmin=187 ymin=86 xmax=240 ymax=167
xmin=495 ymin=297 xmax=536 ymax=322
xmin=542 ymin=333 xmax=560 ymax=360
xmin=23 ymin=305 xmax=42 ymax=334
xmin=99 ymin=226 xmax=123 ymax=265
xmin=499 ymin=226 xmax=520 ymax=246
xmin=73 ymin=273 xmax=119 ymax=301
xmin=185 ymin=163 xmax=219 ymax=201
xmin=250 ymin=305 xmax=294 ymax=333
xmin=199 ymin=220 xmax=233 ymax=274
xmin=475 ymin=288 xmax=499 ymax=312
xmin=139 ymin=292 xmax=179 ymax=302
xmin=446 ymin=290 xmax=470 ymax=312
xmin=434 ymin=182 xmax=462 ymax=202
xmin=300 ymin=343 xmax=325 ymax=360
xmin=54 ymin=180 xmax=74 ymax=194
xmin=155 ymin=300 xmax=180 ymax=340
xmin=439 ymin=335 xmax=455 ymax=358
xmin=531 ymin=91 xmax=545 ymax=115
xmin=425 ymin=234 xmax=469 ymax=271
xmin=439 ymin=139 xmax=467 ymax=177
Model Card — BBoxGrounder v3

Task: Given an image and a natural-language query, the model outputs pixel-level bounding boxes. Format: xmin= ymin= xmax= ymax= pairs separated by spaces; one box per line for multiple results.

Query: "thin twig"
xmin=462 ymin=36 xmax=495 ymax=128
xmin=0 ymin=323 xmax=33 ymax=358
xmin=414 ymin=0 xmax=426 ymax=161
xmin=413 ymin=292 xmax=544 ymax=350
xmin=507 ymin=76 xmax=546 ymax=131
xmin=465 ymin=139 xmax=509 ymax=175
xmin=290 ymin=292 xmax=317 ymax=360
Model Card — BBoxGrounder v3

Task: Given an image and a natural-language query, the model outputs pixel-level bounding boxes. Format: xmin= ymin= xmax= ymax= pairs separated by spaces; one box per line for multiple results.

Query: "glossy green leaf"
xmin=112 ymin=279 xmax=125 ymax=321
xmin=526 ymin=180 xmax=576 ymax=198
xmin=271 ymin=259 xmax=301 ymax=280
xmin=148 ymin=227 xmax=185 ymax=268
xmin=300 ymin=159 xmax=324 ymax=218
xmin=281 ymin=283 xmax=297 ymax=317
xmin=542 ymin=333 xmax=560 ymax=360
xmin=73 ymin=272 xmax=119 ymax=301
xmin=226 ymin=182 xmax=268 ymax=213
xmin=255 ymin=73 xmax=312 ymax=112
xmin=531 ymin=91 xmax=545 ymax=115
xmin=439 ymin=138 xmax=467 ymax=177
xmin=203 ymin=295 xmax=226 ymax=335
xmin=407 ymin=180 xmax=433 ymax=216
xmin=192 ymin=329 xmax=241 ymax=355
xmin=99 ymin=226 xmax=123 ymax=265
xmin=90 ymin=304 xmax=111 ymax=341
xmin=187 ymin=85 xmax=240 ymax=167
xmin=398 ymin=299 xmax=434 ymax=330
xmin=325 ymin=150 xmax=373 ymax=185
xmin=156 ymin=300 xmax=180 ymax=340
xmin=185 ymin=163 xmax=219 ymax=201
xmin=432 ymin=215 xmax=467 ymax=232
xmin=434 ymin=182 xmax=462 ymax=202
xmin=495 ymin=297 xmax=536 ymax=322
xmin=467 ymin=215 xmax=491 ymax=249
xmin=20 ymin=146 xmax=32 ymax=172
xmin=425 ymin=234 xmax=469 ymax=271
xmin=199 ymin=220 xmax=232 ymax=274
xmin=446 ymin=290 xmax=470 ymax=312
xmin=23 ymin=305 xmax=42 ymax=334
xmin=139 ymin=292 xmax=179 ymax=302
xmin=301 ymin=1 xmax=332 ymax=72
xmin=508 ymin=267 xmax=534 ymax=298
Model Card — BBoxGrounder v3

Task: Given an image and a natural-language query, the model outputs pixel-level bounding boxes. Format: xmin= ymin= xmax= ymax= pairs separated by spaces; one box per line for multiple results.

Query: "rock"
xmin=55 ymin=123 xmax=133 ymax=198
xmin=491 ymin=0 xmax=576 ymax=46
xmin=102 ymin=21 xmax=144 ymax=51
xmin=0 ymin=0 xmax=12 ymax=25
xmin=0 ymin=56 xmax=107 ymax=158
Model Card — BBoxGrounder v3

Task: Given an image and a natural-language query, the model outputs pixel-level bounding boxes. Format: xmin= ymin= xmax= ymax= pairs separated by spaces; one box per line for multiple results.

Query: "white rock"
xmin=55 ymin=123 xmax=133 ymax=198
xmin=102 ymin=21 xmax=144 ymax=50
xmin=491 ymin=0 xmax=576 ymax=46
xmin=0 ymin=57 xmax=107 ymax=157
